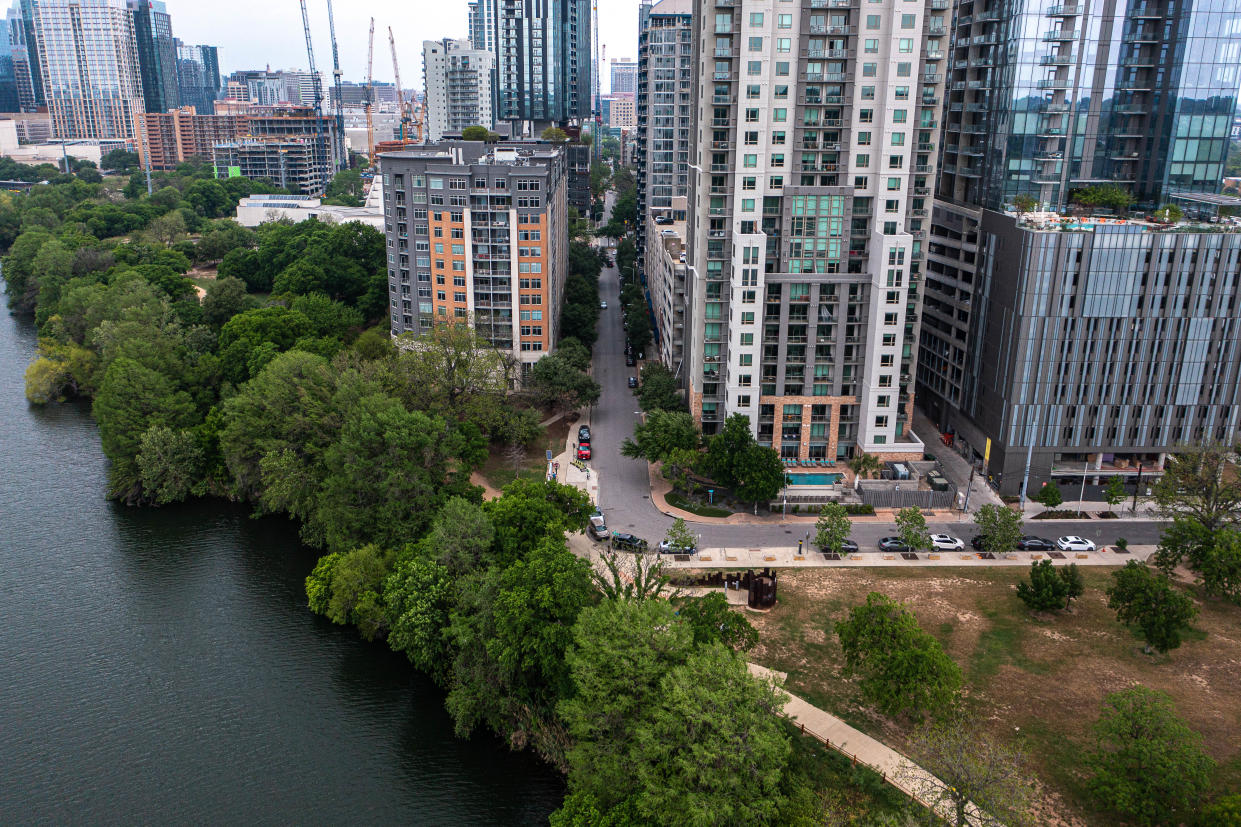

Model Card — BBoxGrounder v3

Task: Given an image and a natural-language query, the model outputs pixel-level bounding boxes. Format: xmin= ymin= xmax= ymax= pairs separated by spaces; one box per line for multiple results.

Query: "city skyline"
xmin=165 ymin=0 xmax=639 ymax=93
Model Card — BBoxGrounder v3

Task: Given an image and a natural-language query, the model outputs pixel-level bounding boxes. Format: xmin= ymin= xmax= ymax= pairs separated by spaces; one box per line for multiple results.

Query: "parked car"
xmin=588 ymin=515 xmax=608 ymax=541
xmin=970 ymin=534 xmax=987 ymax=551
xmin=1016 ymin=536 xmax=1056 ymax=551
xmin=611 ymin=532 xmax=648 ymax=551
xmin=625 ymin=354 xmax=636 ymax=366
xmin=1056 ymin=536 xmax=1096 ymax=552
xmin=878 ymin=536 xmax=910 ymax=552
xmin=817 ymin=539 xmax=859 ymax=555
xmin=578 ymin=425 xmax=592 ymax=443
xmin=658 ymin=540 xmax=696 ymax=555
xmin=600 ymin=300 xmax=607 ymax=309
xmin=576 ymin=443 xmax=591 ymax=460
xmin=628 ymin=376 xmax=638 ymax=388
xmin=930 ymin=533 xmax=964 ymax=551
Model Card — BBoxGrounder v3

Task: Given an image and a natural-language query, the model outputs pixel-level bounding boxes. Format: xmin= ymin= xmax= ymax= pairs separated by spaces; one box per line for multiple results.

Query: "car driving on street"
xmin=1056 ymin=536 xmax=1096 ymax=552
xmin=930 ymin=533 xmax=964 ymax=551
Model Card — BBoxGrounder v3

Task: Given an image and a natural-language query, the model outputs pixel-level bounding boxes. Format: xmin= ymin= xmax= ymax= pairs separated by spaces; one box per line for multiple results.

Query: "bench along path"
xmin=748 ymin=663 xmax=987 ymax=825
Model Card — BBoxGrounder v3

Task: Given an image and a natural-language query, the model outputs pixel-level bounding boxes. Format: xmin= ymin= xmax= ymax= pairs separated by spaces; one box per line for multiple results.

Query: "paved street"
xmin=584 ymin=256 xmax=1168 ymax=553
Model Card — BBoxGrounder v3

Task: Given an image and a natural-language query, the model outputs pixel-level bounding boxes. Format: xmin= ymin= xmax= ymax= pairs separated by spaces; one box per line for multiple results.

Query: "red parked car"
xmin=576 ymin=442 xmax=591 ymax=460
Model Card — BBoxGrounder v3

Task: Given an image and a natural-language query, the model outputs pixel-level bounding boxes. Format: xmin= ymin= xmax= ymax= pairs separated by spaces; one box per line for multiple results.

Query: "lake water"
xmin=0 ymin=302 xmax=563 ymax=825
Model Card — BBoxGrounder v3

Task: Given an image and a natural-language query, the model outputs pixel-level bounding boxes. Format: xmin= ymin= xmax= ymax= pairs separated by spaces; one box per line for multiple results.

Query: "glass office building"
xmin=938 ymin=0 xmax=1241 ymax=212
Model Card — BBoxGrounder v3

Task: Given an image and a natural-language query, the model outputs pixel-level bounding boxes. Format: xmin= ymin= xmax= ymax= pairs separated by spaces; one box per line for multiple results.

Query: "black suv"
xmin=611 ymin=532 xmax=648 ymax=551
xmin=578 ymin=425 xmax=591 ymax=443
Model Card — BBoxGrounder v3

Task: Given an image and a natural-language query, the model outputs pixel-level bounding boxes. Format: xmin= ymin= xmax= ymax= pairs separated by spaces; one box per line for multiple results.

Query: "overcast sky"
xmin=169 ymin=0 xmax=640 ymax=94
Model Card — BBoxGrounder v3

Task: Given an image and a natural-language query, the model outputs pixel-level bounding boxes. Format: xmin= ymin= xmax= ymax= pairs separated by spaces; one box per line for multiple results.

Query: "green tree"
xmin=136 ymin=425 xmax=205 ymax=505
xmin=1012 ymin=193 xmax=1038 ymax=217
xmin=528 ymin=352 xmax=601 ymax=415
xmin=733 ymin=443 xmax=786 ymax=505
xmin=629 ymin=645 xmax=791 ymax=825
xmin=835 ymin=592 xmax=962 ymax=716
xmin=621 ymin=409 xmax=700 ymax=463
xmin=1035 ymin=480 xmax=1064 ymax=508
xmin=560 ymin=599 xmax=695 ymax=809
xmin=555 ymin=336 xmax=592 ymax=372
xmin=201 ymin=276 xmax=254 ymax=328
xmin=305 ymin=543 xmax=395 ymax=640
xmin=393 ymin=322 xmax=514 ymax=421
xmin=895 ymin=506 xmax=932 ymax=553
xmin=484 ymin=478 xmax=593 ymax=565
xmin=460 ymin=125 xmax=490 ymax=142
xmin=705 ymin=412 xmax=756 ymax=488
xmin=662 ymin=517 xmax=696 ymax=553
xmin=973 ymin=502 xmax=1023 ymax=554
xmin=324 ymin=168 xmax=364 ymax=206
xmin=1198 ymin=528 xmax=1241 ymax=604
xmin=541 ymin=126 xmax=568 ymax=144
xmin=1087 ymin=686 xmax=1214 ymax=826
xmin=1152 ymin=203 xmax=1184 ymax=223
xmin=1151 ymin=441 xmax=1241 ymax=531
xmin=446 ymin=537 xmax=595 ymax=746
xmin=24 ymin=340 xmax=96 ymax=403
xmin=1016 ymin=559 xmax=1071 ymax=612
xmin=592 ymin=549 xmax=673 ymax=603
xmin=677 ymin=592 xmax=758 ymax=651
xmin=1104 ymin=475 xmax=1128 ymax=512
xmin=1107 ymin=561 xmax=1199 ymax=654
xmin=635 ymin=362 xmax=682 ymax=412
xmin=384 ymin=551 xmax=456 ymax=683
xmin=815 ymin=502 xmax=853 ymax=555
xmin=1200 ymin=795 xmax=1241 ymax=826
xmin=423 ymin=496 xmax=495 ymax=575
xmin=909 ymin=711 xmax=1035 ymax=827
xmin=92 ymin=357 xmax=198 ymax=502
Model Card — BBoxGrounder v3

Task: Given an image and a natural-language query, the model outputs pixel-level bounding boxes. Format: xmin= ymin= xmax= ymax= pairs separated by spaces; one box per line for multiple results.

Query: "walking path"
xmin=748 ymin=663 xmax=976 ymax=823
xmin=627 ymin=544 xmax=1153 ymax=570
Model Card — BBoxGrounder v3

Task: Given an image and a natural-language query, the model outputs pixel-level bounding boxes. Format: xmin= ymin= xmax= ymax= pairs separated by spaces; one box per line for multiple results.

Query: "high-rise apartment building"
xmin=379 ymin=141 xmax=568 ymax=371
xmin=918 ymin=0 xmax=1241 ymax=496
xmin=602 ymin=94 xmax=636 ymax=132
xmin=129 ymin=0 xmax=178 ymax=114
xmin=466 ymin=0 xmax=496 ymax=52
xmin=11 ymin=1 xmax=42 ymax=109
xmin=468 ymin=0 xmax=591 ymax=133
xmin=226 ymin=69 xmax=321 ymax=108
xmin=34 ymin=0 xmax=146 ymax=139
xmin=609 ymin=57 xmax=638 ymax=96
xmin=423 ymin=38 xmax=495 ymax=142
xmin=175 ymin=42 xmax=220 ymax=115
xmin=682 ymin=0 xmax=947 ymax=464
xmin=636 ymin=0 xmax=693 ymax=254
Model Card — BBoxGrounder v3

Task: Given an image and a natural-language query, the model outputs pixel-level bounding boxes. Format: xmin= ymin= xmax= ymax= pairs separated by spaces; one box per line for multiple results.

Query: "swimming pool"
xmin=785 ymin=472 xmax=844 ymax=486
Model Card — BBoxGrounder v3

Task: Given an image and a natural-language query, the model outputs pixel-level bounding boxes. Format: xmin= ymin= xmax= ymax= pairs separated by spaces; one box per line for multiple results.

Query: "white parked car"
xmin=1056 ymin=536 xmax=1096 ymax=552
xmin=929 ymin=533 xmax=964 ymax=551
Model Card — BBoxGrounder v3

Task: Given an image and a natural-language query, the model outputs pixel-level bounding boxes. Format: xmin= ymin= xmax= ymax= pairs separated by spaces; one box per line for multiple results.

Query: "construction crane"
xmin=365 ymin=18 xmax=375 ymax=161
xmin=388 ymin=27 xmax=421 ymax=143
xmin=298 ymin=0 xmax=330 ymax=188
xmin=325 ymin=0 xmax=347 ymax=170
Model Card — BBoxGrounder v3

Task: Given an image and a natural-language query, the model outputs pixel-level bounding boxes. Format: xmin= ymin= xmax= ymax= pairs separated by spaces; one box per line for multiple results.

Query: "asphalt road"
xmin=587 ymin=256 xmax=1168 ymax=552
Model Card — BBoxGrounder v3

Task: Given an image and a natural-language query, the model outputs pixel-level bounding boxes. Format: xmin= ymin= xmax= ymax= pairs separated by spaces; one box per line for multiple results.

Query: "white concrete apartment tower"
xmin=422 ymin=39 xmax=495 ymax=142
xmin=685 ymin=0 xmax=946 ymax=463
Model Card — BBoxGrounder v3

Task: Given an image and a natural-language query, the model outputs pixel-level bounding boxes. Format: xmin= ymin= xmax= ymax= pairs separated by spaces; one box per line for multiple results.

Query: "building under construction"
xmin=204 ymin=105 xmax=339 ymax=195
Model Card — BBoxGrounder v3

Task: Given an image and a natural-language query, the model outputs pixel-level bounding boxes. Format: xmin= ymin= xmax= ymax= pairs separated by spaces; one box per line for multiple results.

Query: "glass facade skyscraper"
xmin=33 ymin=0 xmax=146 ymax=139
xmin=918 ymin=0 xmax=1241 ymax=497
xmin=175 ymin=42 xmax=220 ymax=115
xmin=467 ymin=0 xmax=592 ymax=131
xmin=129 ymin=0 xmax=178 ymax=115
xmin=938 ymin=0 xmax=1241 ymax=212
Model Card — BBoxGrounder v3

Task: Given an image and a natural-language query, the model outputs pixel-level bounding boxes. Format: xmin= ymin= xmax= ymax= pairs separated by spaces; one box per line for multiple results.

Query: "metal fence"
xmin=857 ymin=483 xmax=957 ymax=509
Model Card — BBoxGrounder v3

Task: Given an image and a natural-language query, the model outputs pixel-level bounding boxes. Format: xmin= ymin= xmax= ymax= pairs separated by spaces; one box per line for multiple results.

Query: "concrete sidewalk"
xmin=749 ymin=664 xmax=972 ymax=823
xmin=660 ymin=544 xmax=1154 ymax=569
xmin=552 ymin=409 xmax=600 ymax=506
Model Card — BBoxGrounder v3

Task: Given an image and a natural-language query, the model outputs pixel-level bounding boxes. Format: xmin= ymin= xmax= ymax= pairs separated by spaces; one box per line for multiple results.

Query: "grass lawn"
xmin=665 ymin=491 xmax=733 ymax=518
xmin=479 ymin=414 xmax=572 ymax=491
xmin=742 ymin=566 xmax=1241 ymax=825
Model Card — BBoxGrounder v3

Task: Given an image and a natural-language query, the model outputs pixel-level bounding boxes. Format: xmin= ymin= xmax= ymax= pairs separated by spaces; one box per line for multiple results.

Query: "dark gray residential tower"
xmin=176 ymin=42 xmax=220 ymax=115
xmin=129 ymin=0 xmax=178 ymax=114
xmin=467 ymin=0 xmax=592 ymax=133
xmin=918 ymin=0 xmax=1241 ymax=498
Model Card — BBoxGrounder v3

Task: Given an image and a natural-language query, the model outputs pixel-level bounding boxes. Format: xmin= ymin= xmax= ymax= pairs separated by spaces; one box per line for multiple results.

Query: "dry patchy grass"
xmin=742 ymin=566 xmax=1241 ymax=824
